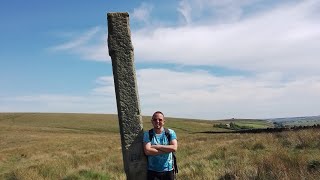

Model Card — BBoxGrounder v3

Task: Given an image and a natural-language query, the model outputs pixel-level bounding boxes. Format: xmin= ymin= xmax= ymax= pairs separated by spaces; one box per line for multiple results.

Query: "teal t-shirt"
xmin=143 ymin=128 xmax=177 ymax=172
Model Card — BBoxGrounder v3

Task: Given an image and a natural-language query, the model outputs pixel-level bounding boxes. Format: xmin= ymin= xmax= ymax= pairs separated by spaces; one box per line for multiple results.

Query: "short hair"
xmin=152 ymin=111 xmax=164 ymax=119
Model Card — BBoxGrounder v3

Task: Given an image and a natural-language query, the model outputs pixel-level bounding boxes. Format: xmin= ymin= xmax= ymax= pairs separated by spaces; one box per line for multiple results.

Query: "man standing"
xmin=143 ymin=111 xmax=178 ymax=180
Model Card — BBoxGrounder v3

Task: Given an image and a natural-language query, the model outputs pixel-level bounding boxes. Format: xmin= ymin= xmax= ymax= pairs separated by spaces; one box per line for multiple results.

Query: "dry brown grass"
xmin=1 ymin=113 xmax=320 ymax=180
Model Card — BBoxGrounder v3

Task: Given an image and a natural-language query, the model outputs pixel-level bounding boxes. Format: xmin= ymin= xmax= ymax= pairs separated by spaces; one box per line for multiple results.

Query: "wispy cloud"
xmin=177 ymin=0 xmax=192 ymax=25
xmin=50 ymin=27 xmax=101 ymax=51
xmin=131 ymin=2 xmax=153 ymax=24
xmin=175 ymin=0 xmax=288 ymax=25
xmin=48 ymin=26 xmax=109 ymax=62
xmin=1 ymin=94 xmax=116 ymax=114
xmin=4 ymin=95 xmax=86 ymax=102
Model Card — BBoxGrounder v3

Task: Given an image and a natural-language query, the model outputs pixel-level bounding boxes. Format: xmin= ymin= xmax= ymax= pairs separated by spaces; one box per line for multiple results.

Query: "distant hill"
xmin=267 ymin=115 xmax=320 ymax=127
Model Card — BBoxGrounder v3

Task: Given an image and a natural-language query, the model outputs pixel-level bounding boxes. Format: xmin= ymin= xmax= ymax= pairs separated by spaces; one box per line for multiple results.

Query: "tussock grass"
xmin=1 ymin=113 xmax=319 ymax=179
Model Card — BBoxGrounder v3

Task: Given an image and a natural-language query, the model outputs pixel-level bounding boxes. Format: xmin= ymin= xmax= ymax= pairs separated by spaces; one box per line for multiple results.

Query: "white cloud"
xmin=92 ymin=76 xmax=115 ymax=96
xmin=49 ymin=1 xmax=320 ymax=76
xmin=2 ymin=68 xmax=319 ymax=119
xmin=138 ymin=69 xmax=320 ymax=119
xmin=133 ymin=0 xmax=320 ymax=74
xmin=87 ymin=68 xmax=320 ymax=119
xmin=39 ymin=0 xmax=320 ymax=119
xmin=131 ymin=2 xmax=153 ymax=24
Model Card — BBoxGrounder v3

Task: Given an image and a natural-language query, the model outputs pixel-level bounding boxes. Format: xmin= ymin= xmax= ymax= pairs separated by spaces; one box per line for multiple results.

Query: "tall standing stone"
xmin=107 ymin=12 xmax=147 ymax=179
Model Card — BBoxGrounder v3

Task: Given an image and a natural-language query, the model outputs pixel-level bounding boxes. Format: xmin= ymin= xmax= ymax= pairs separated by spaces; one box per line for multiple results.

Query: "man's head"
xmin=151 ymin=111 xmax=165 ymax=130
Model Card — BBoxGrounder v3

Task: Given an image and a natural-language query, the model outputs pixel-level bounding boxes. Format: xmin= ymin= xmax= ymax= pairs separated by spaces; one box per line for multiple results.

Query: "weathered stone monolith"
xmin=107 ymin=12 xmax=147 ymax=180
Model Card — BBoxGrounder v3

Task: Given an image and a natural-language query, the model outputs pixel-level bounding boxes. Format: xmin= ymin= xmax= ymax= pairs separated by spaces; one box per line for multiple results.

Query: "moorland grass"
xmin=0 ymin=113 xmax=319 ymax=179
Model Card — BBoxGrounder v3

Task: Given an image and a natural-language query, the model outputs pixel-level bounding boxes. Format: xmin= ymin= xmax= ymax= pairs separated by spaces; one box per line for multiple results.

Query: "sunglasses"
xmin=152 ymin=118 xmax=164 ymax=122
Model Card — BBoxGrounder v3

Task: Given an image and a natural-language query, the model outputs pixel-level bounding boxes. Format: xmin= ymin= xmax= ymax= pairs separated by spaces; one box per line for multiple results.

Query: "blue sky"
xmin=1 ymin=0 xmax=320 ymax=120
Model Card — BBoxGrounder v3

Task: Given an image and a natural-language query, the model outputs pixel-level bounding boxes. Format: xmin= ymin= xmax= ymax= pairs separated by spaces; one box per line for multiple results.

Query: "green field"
xmin=212 ymin=118 xmax=273 ymax=130
xmin=1 ymin=113 xmax=320 ymax=179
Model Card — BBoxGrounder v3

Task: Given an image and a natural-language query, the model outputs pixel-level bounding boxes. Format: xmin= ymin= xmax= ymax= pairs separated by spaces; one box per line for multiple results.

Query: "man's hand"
xmin=144 ymin=139 xmax=178 ymax=156
xmin=143 ymin=142 xmax=164 ymax=155
xmin=151 ymin=139 xmax=178 ymax=153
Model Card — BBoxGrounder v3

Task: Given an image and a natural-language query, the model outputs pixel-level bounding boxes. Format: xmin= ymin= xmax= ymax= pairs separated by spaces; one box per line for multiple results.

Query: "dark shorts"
xmin=147 ymin=170 xmax=174 ymax=180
